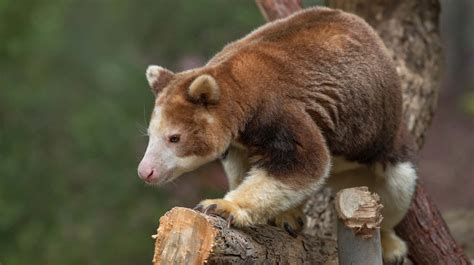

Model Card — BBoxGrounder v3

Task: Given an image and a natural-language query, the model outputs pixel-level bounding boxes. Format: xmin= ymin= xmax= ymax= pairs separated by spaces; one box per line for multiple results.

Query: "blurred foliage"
xmin=460 ymin=92 xmax=474 ymax=116
xmin=0 ymin=1 xmax=264 ymax=264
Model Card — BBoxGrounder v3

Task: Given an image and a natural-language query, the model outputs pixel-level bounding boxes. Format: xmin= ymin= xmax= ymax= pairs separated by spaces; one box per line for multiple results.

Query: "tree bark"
xmin=395 ymin=183 xmax=470 ymax=264
xmin=326 ymin=0 xmax=470 ymax=264
xmin=152 ymin=207 xmax=337 ymax=265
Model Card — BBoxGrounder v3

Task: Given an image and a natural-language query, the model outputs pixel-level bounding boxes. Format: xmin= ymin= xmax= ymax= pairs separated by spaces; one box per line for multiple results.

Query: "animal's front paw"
xmin=194 ymin=199 xmax=252 ymax=228
xmin=269 ymin=207 xmax=305 ymax=237
xmin=381 ymin=230 xmax=408 ymax=265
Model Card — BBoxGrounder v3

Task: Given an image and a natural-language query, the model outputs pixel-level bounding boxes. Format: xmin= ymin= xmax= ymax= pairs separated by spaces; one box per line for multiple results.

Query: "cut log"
xmin=152 ymin=207 xmax=337 ymax=265
xmin=335 ymin=187 xmax=383 ymax=265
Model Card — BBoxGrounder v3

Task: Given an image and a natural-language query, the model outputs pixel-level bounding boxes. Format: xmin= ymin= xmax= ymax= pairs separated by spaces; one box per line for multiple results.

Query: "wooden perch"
xmin=152 ymin=207 xmax=337 ymax=265
xmin=151 ymin=188 xmax=388 ymax=264
xmin=335 ymin=187 xmax=383 ymax=265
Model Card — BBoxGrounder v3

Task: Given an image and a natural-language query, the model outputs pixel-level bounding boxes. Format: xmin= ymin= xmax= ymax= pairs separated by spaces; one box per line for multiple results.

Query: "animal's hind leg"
xmin=269 ymin=202 xmax=306 ymax=236
xmin=372 ymin=161 xmax=417 ymax=264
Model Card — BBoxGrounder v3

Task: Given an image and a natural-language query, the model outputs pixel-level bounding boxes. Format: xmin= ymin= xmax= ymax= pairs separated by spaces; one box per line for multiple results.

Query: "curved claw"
xmin=395 ymin=257 xmax=406 ymax=265
xmin=384 ymin=256 xmax=406 ymax=265
xmin=284 ymin=222 xmax=298 ymax=238
xmin=297 ymin=217 xmax=304 ymax=227
xmin=267 ymin=218 xmax=276 ymax=226
xmin=203 ymin=204 xmax=217 ymax=215
xmin=226 ymin=215 xmax=234 ymax=228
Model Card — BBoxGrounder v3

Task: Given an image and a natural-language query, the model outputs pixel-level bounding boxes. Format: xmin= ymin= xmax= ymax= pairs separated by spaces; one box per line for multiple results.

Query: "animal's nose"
xmin=138 ymin=163 xmax=155 ymax=183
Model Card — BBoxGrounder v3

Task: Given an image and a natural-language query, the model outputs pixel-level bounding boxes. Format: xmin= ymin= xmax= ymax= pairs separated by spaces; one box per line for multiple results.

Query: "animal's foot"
xmin=194 ymin=199 xmax=252 ymax=228
xmin=381 ymin=229 xmax=408 ymax=265
xmin=269 ymin=207 xmax=305 ymax=237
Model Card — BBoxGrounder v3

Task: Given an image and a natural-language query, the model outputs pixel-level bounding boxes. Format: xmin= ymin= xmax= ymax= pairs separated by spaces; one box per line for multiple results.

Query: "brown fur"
xmin=149 ymin=6 xmax=412 ymax=186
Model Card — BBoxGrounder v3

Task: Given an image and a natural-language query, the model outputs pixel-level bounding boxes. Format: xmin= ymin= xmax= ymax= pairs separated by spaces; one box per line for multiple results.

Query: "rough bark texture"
xmin=325 ymin=0 xmax=470 ymax=264
xmin=335 ymin=187 xmax=383 ymax=265
xmin=395 ymin=183 xmax=471 ymax=265
xmin=303 ymin=187 xmax=337 ymax=240
xmin=152 ymin=207 xmax=337 ymax=265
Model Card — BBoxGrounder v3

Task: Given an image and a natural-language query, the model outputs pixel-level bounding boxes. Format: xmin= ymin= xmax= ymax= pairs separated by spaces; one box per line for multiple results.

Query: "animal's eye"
xmin=168 ymin=134 xmax=181 ymax=143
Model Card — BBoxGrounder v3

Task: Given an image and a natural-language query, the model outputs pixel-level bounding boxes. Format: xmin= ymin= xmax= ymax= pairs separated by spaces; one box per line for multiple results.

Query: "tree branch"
xmin=152 ymin=207 xmax=337 ymax=264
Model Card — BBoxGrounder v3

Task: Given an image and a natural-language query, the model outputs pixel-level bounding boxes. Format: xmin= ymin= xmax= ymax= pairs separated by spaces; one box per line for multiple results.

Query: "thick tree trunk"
xmin=326 ymin=0 xmax=470 ymax=264
xmin=152 ymin=1 xmax=470 ymax=264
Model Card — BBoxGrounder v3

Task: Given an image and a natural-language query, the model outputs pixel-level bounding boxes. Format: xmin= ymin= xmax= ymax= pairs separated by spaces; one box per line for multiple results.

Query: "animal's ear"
xmin=146 ymin=65 xmax=174 ymax=95
xmin=188 ymin=74 xmax=220 ymax=104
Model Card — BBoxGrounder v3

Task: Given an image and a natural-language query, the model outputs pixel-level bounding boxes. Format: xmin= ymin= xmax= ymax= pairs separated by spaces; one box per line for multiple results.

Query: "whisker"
xmin=168 ymin=179 xmax=178 ymax=188
xmin=143 ymin=104 xmax=149 ymax=127
xmin=136 ymin=122 xmax=148 ymax=137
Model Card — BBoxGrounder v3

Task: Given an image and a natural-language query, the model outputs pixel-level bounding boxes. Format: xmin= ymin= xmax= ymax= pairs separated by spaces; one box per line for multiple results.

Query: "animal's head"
xmin=137 ymin=65 xmax=231 ymax=185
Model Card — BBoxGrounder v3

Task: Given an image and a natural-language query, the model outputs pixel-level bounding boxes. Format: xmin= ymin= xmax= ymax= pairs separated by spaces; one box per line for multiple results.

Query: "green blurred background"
xmin=0 ymin=1 xmax=265 ymax=264
xmin=0 ymin=0 xmax=472 ymax=264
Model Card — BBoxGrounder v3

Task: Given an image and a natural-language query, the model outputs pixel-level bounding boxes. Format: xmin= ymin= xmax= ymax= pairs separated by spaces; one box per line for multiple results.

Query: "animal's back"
xmin=210 ymin=7 xmax=405 ymax=164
